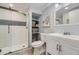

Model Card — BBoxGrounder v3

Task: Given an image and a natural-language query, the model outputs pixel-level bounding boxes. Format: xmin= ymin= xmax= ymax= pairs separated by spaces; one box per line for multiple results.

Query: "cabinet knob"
xmin=59 ymin=45 xmax=61 ymax=52
xmin=56 ymin=44 xmax=59 ymax=50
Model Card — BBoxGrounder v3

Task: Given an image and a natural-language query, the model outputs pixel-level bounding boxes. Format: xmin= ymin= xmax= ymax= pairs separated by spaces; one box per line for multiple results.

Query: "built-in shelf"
xmin=32 ymin=12 xmax=41 ymax=42
xmin=32 ymin=17 xmax=40 ymax=42
xmin=32 ymin=27 xmax=39 ymax=28
xmin=32 ymin=32 xmax=39 ymax=34
xmin=32 ymin=19 xmax=39 ymax=21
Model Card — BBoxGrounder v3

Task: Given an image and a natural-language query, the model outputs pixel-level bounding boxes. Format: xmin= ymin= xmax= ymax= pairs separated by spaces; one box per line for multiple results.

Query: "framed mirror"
xmin=55 ymin=3 xmax=79 ymax=25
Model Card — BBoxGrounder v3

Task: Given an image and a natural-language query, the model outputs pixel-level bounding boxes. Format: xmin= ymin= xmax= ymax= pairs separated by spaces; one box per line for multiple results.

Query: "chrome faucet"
xmin=64 ymin=32 xmax=70 ymax=35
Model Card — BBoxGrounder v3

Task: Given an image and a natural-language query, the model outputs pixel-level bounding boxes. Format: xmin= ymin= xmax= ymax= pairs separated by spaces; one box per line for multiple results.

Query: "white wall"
xmin=63 ymin=13 xmax=69 ymax=24
xmin=53 ymin=25 xmax=79 ymax=35
xmin=69 ymin=9 xmax=79 ymax=24
xmin=54 ymin=8 xmax=79 ymax=35
xmin=40 ymin=4 xmax=79 ymax=35
xmin=39 ymin=5 xmax=55 ymax=33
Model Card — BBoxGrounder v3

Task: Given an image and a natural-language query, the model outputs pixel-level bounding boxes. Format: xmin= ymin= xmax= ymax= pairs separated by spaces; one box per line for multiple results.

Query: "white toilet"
xmin=31 ymin=41 xmax=45 ymax=55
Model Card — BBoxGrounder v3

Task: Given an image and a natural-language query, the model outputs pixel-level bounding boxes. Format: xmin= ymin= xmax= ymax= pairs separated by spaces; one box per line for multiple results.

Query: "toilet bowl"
xmin=31 ymin=41 xmax=45 ymax=55
xmin=32 ymin=41 xmax=44 ymax=47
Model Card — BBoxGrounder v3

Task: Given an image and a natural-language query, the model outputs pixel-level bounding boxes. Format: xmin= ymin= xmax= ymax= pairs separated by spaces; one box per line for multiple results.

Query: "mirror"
xmin=55 ymin=3 xmax=79 ymax=25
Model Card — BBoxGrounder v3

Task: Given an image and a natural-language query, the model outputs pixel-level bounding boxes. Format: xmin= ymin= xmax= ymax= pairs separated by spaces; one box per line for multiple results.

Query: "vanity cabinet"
xmin=59 ymin=38 xmax=79 ymax=55
xmin=45 ymin=36 xmax=60 ymax=55
xmin=60 ymin=43 xmax=79 ymax=55
xmin=47 ymin=38 xmax=79 ymax=55
xmin=46 ymin=38 xmax=79 ymax=55
xmin=43 ymin=35 xmax=79 ymax=55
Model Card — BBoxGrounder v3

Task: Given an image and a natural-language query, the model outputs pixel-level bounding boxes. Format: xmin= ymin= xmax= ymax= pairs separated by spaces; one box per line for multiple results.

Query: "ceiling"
xmin=0 ymin=3 xmax=54 ymax=19
xmin=0 ymin=3 xmax=53 ymax=14
xmin=26 ymin=3 xmax=53 ymax=12
xmin=57 ymin=3 xmax=79 ymax=17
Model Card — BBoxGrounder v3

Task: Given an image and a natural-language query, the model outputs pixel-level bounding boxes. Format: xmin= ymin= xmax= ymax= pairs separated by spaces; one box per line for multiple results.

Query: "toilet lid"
xmin=32 ymin=41 xmax=44 ymax=47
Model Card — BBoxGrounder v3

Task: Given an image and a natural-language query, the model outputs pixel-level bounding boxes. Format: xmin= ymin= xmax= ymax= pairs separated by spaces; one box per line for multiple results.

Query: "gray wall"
xmin=53 ymin=25 xmax=79 ymax=35
xmin=39 ymin=4 xmax=79 ymax=35
xmin=39 ymin=5 xmax=55 ymax=33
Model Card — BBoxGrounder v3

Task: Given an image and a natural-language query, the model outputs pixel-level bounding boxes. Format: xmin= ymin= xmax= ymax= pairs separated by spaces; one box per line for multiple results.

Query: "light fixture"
xmin=65 ymin=7 xmax=69 ymax=9
xmin=9 ymin=3 xmax=13 ymax=7
xmin=55 ymin=3 xmax=59 ymax=8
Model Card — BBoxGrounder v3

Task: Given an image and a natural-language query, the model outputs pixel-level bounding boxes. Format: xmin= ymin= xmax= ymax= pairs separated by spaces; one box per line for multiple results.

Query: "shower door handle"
xmin=8 ymin=25 xmax=10 ymax=33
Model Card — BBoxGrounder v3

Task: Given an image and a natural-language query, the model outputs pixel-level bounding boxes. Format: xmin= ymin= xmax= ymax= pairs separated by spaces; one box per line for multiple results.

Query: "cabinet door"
xmin=11 ymin=26 xmax=28 ymax=52
xmin=46 ymin=36 xmax=59 ymax=55
xmin=61 ymin=42 xmax=79 ymax=55
xmin=0 ymin=25 xmax=11 ymax=54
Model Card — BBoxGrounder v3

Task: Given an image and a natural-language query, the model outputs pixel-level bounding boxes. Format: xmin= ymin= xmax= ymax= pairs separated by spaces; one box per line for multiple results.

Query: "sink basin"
xmin=41 ymin=33 xmax=63 ymax=36
xmin=41 ymin=33 xmax=79 ymax=50
xmin=63 ymin=35 xmax=79 ymax=40
xmin=41 ymin=33 xmax=79 ymax=40
xmin=40 ymin=33 xmax=63 ymax=42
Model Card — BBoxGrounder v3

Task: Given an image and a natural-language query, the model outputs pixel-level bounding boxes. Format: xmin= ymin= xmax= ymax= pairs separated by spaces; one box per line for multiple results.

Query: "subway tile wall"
xmin=53 ymin=25 xmax=79 ymax=35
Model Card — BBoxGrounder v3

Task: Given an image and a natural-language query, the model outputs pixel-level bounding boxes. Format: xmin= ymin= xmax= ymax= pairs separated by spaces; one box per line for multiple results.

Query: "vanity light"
xmin=55 ymin=3 xmax=59 ymax=8
xmin=9 ymin=3 xmax=13 ymax=7
xmin=65 ymin=7 xmax=69 ymax=9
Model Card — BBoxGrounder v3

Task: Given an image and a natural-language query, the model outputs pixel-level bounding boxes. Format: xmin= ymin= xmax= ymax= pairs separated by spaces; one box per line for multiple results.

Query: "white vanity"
xmin=40 ymin=4 xmax=79 ymax=55
xmin=41 ymin=33 xmax=79 ymax=55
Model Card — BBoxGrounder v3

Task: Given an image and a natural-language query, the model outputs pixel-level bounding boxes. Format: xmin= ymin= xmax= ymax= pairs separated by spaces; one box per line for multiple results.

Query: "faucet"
xmin=63 ymin=32 xmax=70 ymax=35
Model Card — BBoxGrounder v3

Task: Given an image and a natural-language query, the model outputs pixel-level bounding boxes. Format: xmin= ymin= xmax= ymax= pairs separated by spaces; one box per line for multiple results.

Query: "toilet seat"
xmin=32 ymin=41 xmax=44 ymax=47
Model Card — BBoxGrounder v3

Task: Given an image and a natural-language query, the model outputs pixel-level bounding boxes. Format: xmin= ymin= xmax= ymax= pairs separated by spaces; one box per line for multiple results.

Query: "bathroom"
xmin=0 ymin=3 xmax=79 ymax=55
